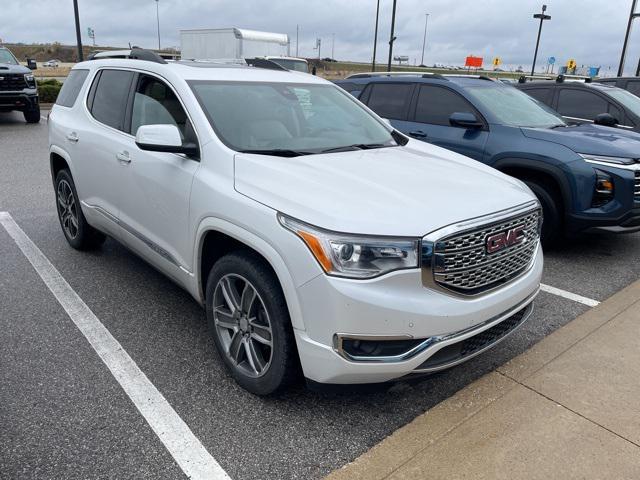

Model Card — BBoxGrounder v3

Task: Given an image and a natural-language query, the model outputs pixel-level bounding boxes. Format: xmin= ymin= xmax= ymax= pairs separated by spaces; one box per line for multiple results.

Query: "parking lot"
xmin=1 ymin=110 xmax=640 ymax=480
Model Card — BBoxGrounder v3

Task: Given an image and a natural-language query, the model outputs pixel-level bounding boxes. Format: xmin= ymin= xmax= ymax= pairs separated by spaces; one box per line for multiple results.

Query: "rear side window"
xmin=90 ymin=69 xmax=134 ymax=131
xmin=557 ymin=89 xmax=608 ymax=120
xmin=414 ymin=85 xmax=477 ymax=126
xmin=365 ymin=83 xmax=413 ymax=120
xmin=626 ymin=81 xmax=640 ymax=97
xmin=522 ymin=87 xmax=552 ymax=106
xmin=55 ymin=69 xmax=89 ymax=107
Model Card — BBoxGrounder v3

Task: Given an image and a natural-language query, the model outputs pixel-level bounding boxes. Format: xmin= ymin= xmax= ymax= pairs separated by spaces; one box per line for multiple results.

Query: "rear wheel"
xmin=55 ymin=169 xmax=105 ymax=250
xmin=205 ymin=251 xmax=299 ymax=395
xmin=523 ymin=179 xmax=562 ymax=247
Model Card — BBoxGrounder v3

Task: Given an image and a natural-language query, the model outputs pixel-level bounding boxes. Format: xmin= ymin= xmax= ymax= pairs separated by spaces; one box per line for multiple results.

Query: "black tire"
xmin=55 ymin=169 xmax=106 ymax=250
xmin=24 ymin=106 xmax=41 ymax=124
xmin=205 ymin=251 xmax=299 ymax=395
xmin=523 ymin=179 xmax=562 ymax=247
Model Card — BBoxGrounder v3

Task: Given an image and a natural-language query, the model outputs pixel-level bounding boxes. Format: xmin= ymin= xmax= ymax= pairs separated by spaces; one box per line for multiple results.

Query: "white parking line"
xmin=540 ymin=283 xmax=600 ymax=307
xmin=0 ymin=212 xmax=231 ymax=480
xmin=40 ymin=116 xmax=47 ymax=122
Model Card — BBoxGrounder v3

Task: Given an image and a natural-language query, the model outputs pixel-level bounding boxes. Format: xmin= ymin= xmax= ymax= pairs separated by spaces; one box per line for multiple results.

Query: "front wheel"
xmin=24 ymin=106 xmax=41 ymax=123
xmin=205 ymin=251 xmax=299 ymax=395
xmin=523 ymin=179 xmax=562 ymax=247
xmin=55 ymin=169 xmax=106 ymax=250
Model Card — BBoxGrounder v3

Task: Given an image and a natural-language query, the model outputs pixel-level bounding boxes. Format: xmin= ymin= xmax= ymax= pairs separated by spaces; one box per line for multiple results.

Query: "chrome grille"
xmin=425 ymin=207 xmax=541 ymax=295
xmin=635 ymin=171 xmax=640 ymax=200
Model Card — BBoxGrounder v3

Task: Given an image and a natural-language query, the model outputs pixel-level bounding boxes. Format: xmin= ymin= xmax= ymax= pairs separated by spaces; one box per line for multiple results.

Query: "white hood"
xmin=234 ymin=142 xmax=536 ymax=237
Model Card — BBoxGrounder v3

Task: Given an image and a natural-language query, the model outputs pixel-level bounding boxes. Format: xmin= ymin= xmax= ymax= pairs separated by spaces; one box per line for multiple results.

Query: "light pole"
xmin=155 ymin=0 xmax=161 ymax=51
xmin=331 ymin=33 xmax=335 ymax=60
xmin=387 ymin=0 xmax=398 ymax=72
xmin=420 ymin=13 xmax=429 ymax=67
xmin=372 ymin=0 xmax=380 ymax=71
xmin=618 ymin=0 xmax=639 ymax=76
xmin=296 ymin=24 xmax=299 ymax=57
xmin=72 ymin=0 xmax=83 ymax=61
xmin=531 ymin=4 xmax=551 ymax=75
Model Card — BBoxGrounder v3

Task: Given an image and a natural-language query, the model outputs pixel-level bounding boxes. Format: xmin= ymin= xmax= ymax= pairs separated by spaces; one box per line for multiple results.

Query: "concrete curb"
xmin=326 ymin=279 xmax=640 ymax=480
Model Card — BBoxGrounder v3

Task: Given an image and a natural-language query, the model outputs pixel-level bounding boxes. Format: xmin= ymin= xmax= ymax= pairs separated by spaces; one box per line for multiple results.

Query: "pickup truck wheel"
xmin=523 ymin=179 xmax=562 ymax=247
xmin=24 ymin=107 xmax=41 ymax=124
xmin=205 ymin=252 xmax=299 ymax=395
xmin=55 ymin=169 xmax=106 ymax=250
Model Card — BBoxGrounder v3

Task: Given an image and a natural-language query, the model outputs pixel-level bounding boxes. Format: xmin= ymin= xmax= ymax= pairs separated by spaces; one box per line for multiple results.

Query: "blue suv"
xmin=335 ymin=73 xmax=640 ymax=244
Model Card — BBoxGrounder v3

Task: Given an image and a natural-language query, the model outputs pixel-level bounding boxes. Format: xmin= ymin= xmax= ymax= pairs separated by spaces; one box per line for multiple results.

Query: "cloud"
xmin=1 ymin=0 xmax=638 ymax=74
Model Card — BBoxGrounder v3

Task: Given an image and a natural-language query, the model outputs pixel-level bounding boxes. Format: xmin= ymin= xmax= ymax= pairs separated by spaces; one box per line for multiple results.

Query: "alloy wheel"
xmin=57 ymin=179 xmax=79 ymax=240
xmin=212 ymin=274 xmax=273 ymax=378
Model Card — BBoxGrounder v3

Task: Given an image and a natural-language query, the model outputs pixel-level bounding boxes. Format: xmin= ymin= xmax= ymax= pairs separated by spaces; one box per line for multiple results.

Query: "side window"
xmin=90 ymin=69 xmax=134 ymax=131
xmin=365 ymin=83 xmax=413 ymax=120
xmin=55 ymin=69 xmax=89 ymax=107
xmin=130 ymin=75 xmax=192 ymax=140
xmin=557 ymin=89 xmax=609 ymax=120
xmin=625 ymin=81 xmax=640 ymax=97
xmin=608 ymin=103 xmax=623 ymax=123
xmin=414 ymin=85 xmax=477 ymax=126
xmin=523 ymin=88 xmax=552 ymax=106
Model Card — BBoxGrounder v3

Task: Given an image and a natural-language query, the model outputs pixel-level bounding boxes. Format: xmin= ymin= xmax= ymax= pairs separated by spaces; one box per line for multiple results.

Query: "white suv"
xmin=48 ymin=49 xmax=543 ymax=395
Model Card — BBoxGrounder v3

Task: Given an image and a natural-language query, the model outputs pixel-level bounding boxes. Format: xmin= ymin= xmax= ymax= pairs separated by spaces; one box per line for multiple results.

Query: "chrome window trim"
xmin=333 ymin=286 xmax=539 ymax=364
xmin=421 ymin=201 xmax=540 ymax=298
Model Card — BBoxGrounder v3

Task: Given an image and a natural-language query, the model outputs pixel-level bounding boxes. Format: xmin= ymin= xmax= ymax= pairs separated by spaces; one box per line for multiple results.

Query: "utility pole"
xmin=387 ymin=0 xmax=398 ymax=72
xmin=331 ymin=33 xmax=335 ymax=60
xmin=372 ymin=0 xmax=380 ymax=71
xmin=72 ymin=0 xmax=83 ymax=61
xmin=155 ymin=0 xmax=161 ymax=51
xmin=420 ymin=13 xmax=429 ymax=66
xmin=618 ymin=0 xmax=639 ymax=76
xmin=296 ymin=24 xmax=299 ymax=57
xmin=531 ymin=4 xmax=551 ymax=75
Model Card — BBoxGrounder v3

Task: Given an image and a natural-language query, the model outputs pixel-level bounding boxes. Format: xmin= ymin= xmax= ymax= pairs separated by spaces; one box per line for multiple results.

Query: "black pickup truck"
xmin=0 ymin=46 xmax=40 ymax=123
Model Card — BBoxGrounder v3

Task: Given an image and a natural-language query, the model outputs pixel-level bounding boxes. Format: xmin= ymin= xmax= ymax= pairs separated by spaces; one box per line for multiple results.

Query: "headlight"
xmin=579 ymin=153 xmax=636 ymax=166
xmin=24 ymin=73 xmax=35 ymax=87
xmin=278 ymin=214 xmax=419 ymax=279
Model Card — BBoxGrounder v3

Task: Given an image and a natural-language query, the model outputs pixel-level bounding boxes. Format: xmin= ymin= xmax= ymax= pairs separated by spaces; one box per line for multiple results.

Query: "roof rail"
xmin=245 ymin=57 xmax=287 ymax=71
xmin=346 ymin=71 xmax=445 ymax=79
xmin=518 ymin=74 xmax=555 ymax=83
xmin=556 ymin=74 xmax=592 ymax=83
xmin=518 ymin=74 xmax=593 ymax=84
xmin=87 ymin=48 xmax=167 ymax=64
xmin=443 ymin=74 xmax=495 ymax=81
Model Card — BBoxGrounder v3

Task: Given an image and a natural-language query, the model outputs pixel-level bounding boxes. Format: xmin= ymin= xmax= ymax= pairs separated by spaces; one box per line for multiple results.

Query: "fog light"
xmin=592 ymin=170 xmax=614 ymax=207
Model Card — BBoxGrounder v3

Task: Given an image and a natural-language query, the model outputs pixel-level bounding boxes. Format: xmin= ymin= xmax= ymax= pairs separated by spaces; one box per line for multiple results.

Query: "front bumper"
xmin=294 ymin=245 xmax=543 ymax=384
xmin=0 ymin=90 xmax=38 ymax=111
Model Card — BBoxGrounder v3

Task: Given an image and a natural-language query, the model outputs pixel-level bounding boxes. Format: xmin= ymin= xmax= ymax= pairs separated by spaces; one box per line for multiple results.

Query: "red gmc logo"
xmin=486 ymin=226 xmax=526 ymax=254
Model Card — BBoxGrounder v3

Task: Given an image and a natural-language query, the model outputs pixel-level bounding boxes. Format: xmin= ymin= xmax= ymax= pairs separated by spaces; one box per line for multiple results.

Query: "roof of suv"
xmin=338 ymin=74 xmax=498 ymax=87
xmin=518 ymin=80 xmax=622 ymax=92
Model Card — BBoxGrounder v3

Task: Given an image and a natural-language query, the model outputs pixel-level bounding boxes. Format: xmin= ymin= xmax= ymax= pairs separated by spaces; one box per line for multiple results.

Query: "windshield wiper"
xmin=238 ymin=149 xmax=313 ymax=157
xmin=549 ymin=124 xmax=568 ymax=129
xmin=319 ymin=143 xmax=390 ymax=153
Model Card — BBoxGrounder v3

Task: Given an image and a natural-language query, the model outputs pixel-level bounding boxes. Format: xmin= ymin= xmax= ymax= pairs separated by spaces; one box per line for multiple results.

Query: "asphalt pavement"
xmin=1 ymin=110 xmax=638 ymax=479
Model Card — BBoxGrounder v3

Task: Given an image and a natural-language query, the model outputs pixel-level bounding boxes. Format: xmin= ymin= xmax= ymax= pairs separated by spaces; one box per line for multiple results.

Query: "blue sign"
xmin=548 ymin=56 xmax=556 ymax=65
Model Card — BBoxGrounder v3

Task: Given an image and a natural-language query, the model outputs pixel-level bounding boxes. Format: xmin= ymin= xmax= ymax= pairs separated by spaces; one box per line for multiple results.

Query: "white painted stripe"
xmin=540 ymin=283 xmax=600 ymax=307
xmin=0 ymin=212 xmax=230 ymax=480
xmin=40 ymin=115 xmax=47 ymax=122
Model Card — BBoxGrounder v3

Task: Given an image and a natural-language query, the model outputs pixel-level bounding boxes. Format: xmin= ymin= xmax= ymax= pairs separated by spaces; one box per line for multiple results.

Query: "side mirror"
xmin=593 ymin=113 xmax=618 ymax=127
xmin=26 ymin=59 xmax=37 ymax=70
xmin=135 ymin=124 xmax=198 ymax=156
xmin=449 ymin=111 xmax=483 ymax=129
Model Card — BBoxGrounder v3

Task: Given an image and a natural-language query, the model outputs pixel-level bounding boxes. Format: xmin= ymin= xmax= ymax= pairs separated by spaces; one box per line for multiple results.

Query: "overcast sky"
xmin=2 ymin=0 xmax=639 ymax=75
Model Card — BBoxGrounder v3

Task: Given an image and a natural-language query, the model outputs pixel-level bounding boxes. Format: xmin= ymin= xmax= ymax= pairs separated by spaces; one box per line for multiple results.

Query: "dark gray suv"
xmin=0 ymin=46 xmax=40 ymax=123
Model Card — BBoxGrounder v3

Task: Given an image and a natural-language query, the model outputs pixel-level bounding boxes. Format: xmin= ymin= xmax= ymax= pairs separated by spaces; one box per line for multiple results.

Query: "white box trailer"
xmin=180 ymin=28 xmax=290 ymax=60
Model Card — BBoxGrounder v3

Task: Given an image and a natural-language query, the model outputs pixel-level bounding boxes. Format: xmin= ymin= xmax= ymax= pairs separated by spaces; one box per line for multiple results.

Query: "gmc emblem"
xmin=486 ymin=226 xmax=526 ymax=254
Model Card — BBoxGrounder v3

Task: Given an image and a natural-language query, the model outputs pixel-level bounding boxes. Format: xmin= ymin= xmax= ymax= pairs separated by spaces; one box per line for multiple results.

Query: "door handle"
xmin=66 ymin=132 xmax=79 ymax=143
xmin=409 ymin=130 xmax=427 ymax=138
xmin=116 ymin=151 xmax=131 ymax=164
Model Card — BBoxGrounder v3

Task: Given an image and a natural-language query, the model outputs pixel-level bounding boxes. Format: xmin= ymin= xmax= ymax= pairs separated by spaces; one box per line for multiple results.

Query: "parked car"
xmin=597 ymin=76 xmax=640 ymax=96
xmin=335 ymin=74 xmax=640 ymax=243
xmin=43 ymin=59 xmax=60 ymax=68
xmin=48 ymin=49 xmax=542 ymax=395
xmin=0 ymin=45 xmax=40 ymax=123
xmin=517 ymin=76 xmax=640 ymax=132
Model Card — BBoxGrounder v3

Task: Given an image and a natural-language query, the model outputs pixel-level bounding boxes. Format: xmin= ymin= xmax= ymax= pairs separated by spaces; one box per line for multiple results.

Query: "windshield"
xmin=466 ymin=85 xmax=566 ymax=128
xmin=0 ymin=49 xmax=18 ymax=65
xmin=603 ymin=87 xmax=640 ymax=118
xmin=189 ymin=81 xmax=397 ymax=154
xmin=271 ymin=59 xmax=308 ymax=73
